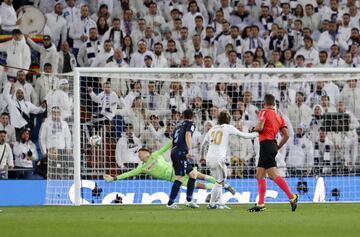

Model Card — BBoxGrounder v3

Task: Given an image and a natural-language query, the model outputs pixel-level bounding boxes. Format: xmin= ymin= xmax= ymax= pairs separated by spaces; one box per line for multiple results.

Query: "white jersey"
xmin=202 ymin=124 xmax=258 ymax=161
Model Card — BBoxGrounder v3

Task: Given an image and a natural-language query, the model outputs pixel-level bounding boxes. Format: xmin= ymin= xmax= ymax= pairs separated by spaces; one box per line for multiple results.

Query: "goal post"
xmin=47 ymin=67 xmax=360 ymax=205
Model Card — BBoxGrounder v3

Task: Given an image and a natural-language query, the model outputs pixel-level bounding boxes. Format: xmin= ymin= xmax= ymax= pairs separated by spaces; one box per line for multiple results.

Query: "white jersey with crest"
xmin=202 ymin=124 xmax=258 ymax=162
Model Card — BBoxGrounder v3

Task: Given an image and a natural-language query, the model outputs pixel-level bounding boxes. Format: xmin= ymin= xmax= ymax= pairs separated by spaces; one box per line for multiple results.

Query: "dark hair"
xmin=264 ymin=94 xmax=275 ymax=106
xmin=182 ymin=109 xmax=193 ymax=119
xmin=44 ymin=63 xmax=52 ymax=68
xmin=218 ymin=111 xmax=231 ymax=125
xmin=137 ymin=147 xmax=150 ymax=153
xmin=12 ymin=29 xmax=22 ymax=35
xmin=96 ymin=16 xmax=109 ymax=35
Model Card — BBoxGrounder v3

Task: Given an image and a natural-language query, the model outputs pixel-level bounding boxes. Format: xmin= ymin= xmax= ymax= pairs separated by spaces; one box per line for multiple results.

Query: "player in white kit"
xmin=201 ymin=111 xmax=258 ymax=209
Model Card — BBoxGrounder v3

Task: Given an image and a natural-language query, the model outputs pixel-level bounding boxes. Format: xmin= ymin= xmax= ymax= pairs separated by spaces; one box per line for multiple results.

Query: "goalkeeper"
xmin=104 ymin=141 xmax=235 ymax=193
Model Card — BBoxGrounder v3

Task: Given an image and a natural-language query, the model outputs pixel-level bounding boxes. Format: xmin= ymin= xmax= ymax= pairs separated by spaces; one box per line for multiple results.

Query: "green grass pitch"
xmin=0 ymin=204 xmax=359 ymax=237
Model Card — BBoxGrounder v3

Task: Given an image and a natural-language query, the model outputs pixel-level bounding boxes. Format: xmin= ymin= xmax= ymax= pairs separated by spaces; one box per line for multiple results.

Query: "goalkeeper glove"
xmin=104 ymin=174 xmax=116 ymax=182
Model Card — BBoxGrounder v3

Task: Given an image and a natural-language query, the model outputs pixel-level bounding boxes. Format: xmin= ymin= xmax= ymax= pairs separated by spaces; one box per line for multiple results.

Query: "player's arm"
xmin=152 ymin=140 xmax=172 ymax=157
xmin=104 ymin=165 xmax=144 ymax=182
xmin=277 ymin=127 xmax=289 ymax=150
xmin=231 ymin=125 xmax=258 ymax=139
xmin=252 ymin=110 xmax=266 ymax=132
xmin=185 ymin=131 xmax=193 ymax=157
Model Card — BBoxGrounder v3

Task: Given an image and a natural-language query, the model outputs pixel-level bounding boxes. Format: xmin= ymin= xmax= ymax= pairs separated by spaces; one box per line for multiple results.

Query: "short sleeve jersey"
xmin=172 ymin=120 xmax=195 ymax=152
xmin=258 ymin=108 xmax=286 ymax=142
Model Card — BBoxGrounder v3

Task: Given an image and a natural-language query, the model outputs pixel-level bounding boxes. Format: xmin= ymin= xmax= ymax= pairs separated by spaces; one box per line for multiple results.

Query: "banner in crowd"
xmin=0 ymin=176 xmax=359 ymax=206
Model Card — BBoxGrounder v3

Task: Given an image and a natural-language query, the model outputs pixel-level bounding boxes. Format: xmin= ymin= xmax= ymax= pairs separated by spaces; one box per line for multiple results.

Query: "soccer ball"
xmin=89 ymin=135 xmax=102 ymax=147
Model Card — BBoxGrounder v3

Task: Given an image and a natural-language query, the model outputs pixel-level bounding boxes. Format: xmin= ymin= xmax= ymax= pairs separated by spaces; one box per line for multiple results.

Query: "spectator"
xmin=287 ymin=91 xmax=313 ymax=130
xmin=306 ymin=81 xmax=328 ymax=108
xmin=78 ymin=27 xmax=101 ymax=67
xmin=63 ymin=0 xmax=81 ymax=29
xmin=339 ymin=79 xmax=360 ymax=119
xmin=91 ymin=39 xmax=114 ymax=67
xmin=164 ymin=39 xmax=183 ymax=67
xmin=0 ymin=0 xmax=20 ymax=34
xmin=313 ymin=127 xmax=333 ymax=175
xmin=214 ymin=20 xmax=232 ymax=56
xmin=317 ymin=21 xmax=345 ymax=52
xmin=295 ymin=36 xmax=319 ymax=67
xmin=131 ymin=18 xmax=147 ymax=49
xmin=130 ymin=40 xmax=154 ymax=67
xmin=122 ymin=35 xmax=134 ymax=63
xmin=141 ymin=114 xmax=164 ymax=152
xmin=96 ymin=16 xmax=109 ymax=41
xmin=302 ymin=4 xmax=321 ymax=33
xmin=212 ymin=82 xmax=231 ymax=110
xmin=321 ymin=95 xmax=337 ymax=113
xmin=13 ymin=128 xmax=38 ymax=179
xmin=0 ymin=112 xmax=16 ymax=146
xmin=0 ymin=130 xmax=14 ymax=179
xmin=115 ymin=123 xmax=141 ymax=170
xmin=3 ymin=82 xmax=46 ymax=137
xmin=0 ymin=29 xmax=30 ymax=78
xmin=34 ymin=63 xmax=59 ymax=105
xmin=47 ymin=79 xmax=73 ymax=120
xmin=121 ymin=9 xmax=136 ymax=36
xmin=143 ymin=26 xmax=156 ymax=51
xmin=286 ymin=123 xmax=314 ymax=176
xmin=58 ymin=42 xmax=76 ymax=73
xmin=230 ymin=3 xmax=253 ymax=30
xmin=13 ymin=70 xmax=37 ymax=105
xmin=166 ymin=81 xmax=187 ymax=113
xmin=328 ymin=44 xmax=345 ymax=67
xmin=144 ymin=2 xmax=166 ymax=37
xmin=39 ymin=106 xmax=72 ymax=176
xmin=274 ymin=2 xmax=294 ymax=29
xmin=102 ymin=17 xmax=124 ymax=49
xmin=316 ymin=50 xmax=330 ymax=67
xmin=26 ymin=35 xmax=59 ymax=73
xmin=182 ymin=0 xmax=202 ymax=32
xmin=69 ymin=4 xmax=96 ymax=56
xmin=219 ymin=50 xmax=242 ymax=68
xmin=44 ymin=2 xmax=67 ymax=50
xmin=90 ymin=3 xmax=109 ymax=23
xmin=87 ymin=81 xmax=118 ymax=124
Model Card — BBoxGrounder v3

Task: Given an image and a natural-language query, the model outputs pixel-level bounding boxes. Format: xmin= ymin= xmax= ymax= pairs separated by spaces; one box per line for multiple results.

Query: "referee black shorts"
xmin=258 ymin=140 xmax=278 ymax=169
xmin=171 ymin=149 xmax=193 ymax=176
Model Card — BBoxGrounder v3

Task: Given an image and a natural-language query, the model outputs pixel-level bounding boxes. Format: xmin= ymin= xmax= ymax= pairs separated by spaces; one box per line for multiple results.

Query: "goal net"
xmin=45 ymin=67 xmax=360 ymax=205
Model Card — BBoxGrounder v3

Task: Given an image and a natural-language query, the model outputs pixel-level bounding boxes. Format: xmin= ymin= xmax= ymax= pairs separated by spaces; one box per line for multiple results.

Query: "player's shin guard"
xmin=186 ymin=178 xmax=196 ymax=202
xmin=168 ymin=180 xmax=182 ymax=206
xmin=274 ymin=176 xmax=293 ymax=199
xmin=258 ymin=179 xmax=266 ymax=205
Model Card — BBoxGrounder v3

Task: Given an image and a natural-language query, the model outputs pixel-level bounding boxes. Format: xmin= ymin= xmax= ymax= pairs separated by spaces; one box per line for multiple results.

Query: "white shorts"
xmin=207 ymin=158 xmax=227 ymax=183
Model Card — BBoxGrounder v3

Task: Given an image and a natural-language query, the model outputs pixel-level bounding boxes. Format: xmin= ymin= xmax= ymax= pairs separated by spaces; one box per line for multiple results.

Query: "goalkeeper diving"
xmin=104 ymin=140 xmax=235 ymax=193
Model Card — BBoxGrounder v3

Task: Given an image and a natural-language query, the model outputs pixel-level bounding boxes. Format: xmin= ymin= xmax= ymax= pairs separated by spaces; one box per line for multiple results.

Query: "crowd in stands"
xmin=0 ymin=0 xmax=360 ymax=180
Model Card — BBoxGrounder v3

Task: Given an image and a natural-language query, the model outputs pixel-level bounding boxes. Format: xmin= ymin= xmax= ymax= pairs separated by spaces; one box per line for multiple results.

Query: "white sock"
xmin=210 ymin=183 xmax=222 ymax=206
xmin=217 ymin=188 xmax=223 ymax=205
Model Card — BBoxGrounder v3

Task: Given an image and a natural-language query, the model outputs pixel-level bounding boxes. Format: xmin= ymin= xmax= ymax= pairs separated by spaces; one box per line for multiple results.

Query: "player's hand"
xmin=104 ymin=174 xmax=114 ymax=182
xmin=251 ymin=132 xmax=259 ymax=138
xmin=186 ymin=151 xmax=193 ymax=159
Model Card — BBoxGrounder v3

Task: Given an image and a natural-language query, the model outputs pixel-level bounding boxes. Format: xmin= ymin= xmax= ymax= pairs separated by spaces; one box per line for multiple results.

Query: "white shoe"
xmin=166 ymin=203 xmax=180 ymax=209
xmin=218 ymin=204 xmax=231 ymax=209
xmin=185 ymin=200 xmax=199 ymax=208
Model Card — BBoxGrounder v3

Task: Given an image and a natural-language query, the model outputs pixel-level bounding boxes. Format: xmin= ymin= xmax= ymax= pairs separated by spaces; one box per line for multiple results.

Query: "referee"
xmin=248 ymin=94 xmax=298 ymax=212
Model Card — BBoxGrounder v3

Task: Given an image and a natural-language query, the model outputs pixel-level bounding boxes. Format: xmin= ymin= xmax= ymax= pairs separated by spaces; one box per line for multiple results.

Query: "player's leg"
xmin=167 ymin=156 xmax=184 ymax=209
xmin=194 ymin=170 xmax=215 ymax=189
xmin=184 ymin=164 xmax=199 ymax=208
xmin=196 ymin=171 xmax=216 ymax=184
xmin=267 ymin=167 xmax=298 ymax=212
xmin=208 ymin=162 xmax=230 ymax=209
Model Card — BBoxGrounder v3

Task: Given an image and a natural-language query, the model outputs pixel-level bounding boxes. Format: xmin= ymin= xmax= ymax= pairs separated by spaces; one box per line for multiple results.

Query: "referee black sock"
xmin=168 ymin=180 xmax=182 ymax=206
xmin=186 ymin=178 xmax=196 ymax=202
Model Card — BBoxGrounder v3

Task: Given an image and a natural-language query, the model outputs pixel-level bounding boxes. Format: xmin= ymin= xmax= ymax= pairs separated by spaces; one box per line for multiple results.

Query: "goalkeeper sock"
xmin=168 ymin=180 xmax=182 ymax=206
xmin=205 ymin=183 xmax=214 ymax=190
xmin=258 ymin=179 xmax=266 ymax=205
xmin=186 ymin=178 xmax=196 ymax=202
xmin=274 ymin=176 xmax=293 ymax=199
xmin=210 ymin=183 xmax=222 ymax=205
xmin=205 ymin=175 xmax=216 ymax=184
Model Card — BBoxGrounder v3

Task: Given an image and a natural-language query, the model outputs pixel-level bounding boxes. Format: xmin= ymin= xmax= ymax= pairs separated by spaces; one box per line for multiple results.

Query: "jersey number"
xmin=174 ymin=129 xmax=180 ymax=143
xmin=211 ymin=131 xmax=223 ymax=145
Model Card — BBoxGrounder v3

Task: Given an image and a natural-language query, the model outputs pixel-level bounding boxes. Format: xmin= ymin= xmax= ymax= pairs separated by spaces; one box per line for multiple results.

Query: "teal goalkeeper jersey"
xmin=115 ymin=141 xmax=175 ymax=181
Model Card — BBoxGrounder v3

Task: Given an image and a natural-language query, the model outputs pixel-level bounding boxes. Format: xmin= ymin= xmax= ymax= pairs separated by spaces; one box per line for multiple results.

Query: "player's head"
xmin=137 ymin=148 xmax=150 ymax=162
xmin=182 ymin=109 xmax=193 ymax=120
xmin=218 ymin=110 xmax=231 ymax=125
xmin=263 ymin=94 xmax=276 ymax=107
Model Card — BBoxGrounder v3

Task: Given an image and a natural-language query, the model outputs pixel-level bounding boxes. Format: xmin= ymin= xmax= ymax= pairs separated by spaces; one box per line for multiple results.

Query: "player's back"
xmin=172 ymin=120 xmax=194 ymax=152
xmin=205 ymin=124 xmax=235 ymax=159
